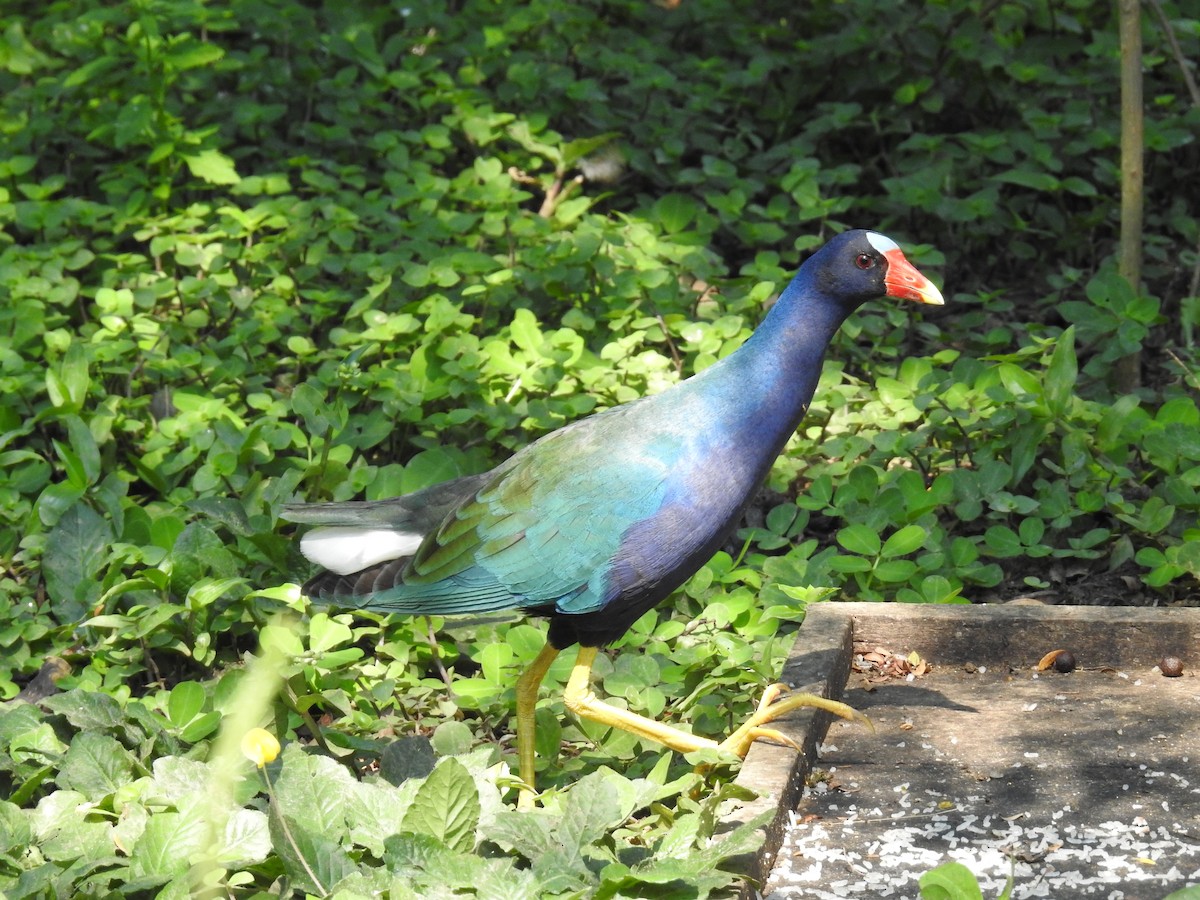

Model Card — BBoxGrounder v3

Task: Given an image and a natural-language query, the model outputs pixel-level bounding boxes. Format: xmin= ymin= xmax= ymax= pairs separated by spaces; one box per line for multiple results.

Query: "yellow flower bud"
xmin=240 ymin=727 xmax=281 ymax=768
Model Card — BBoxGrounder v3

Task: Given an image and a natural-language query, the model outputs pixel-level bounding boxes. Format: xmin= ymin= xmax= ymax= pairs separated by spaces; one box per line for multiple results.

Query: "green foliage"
xmin=746 ymin=326 xmax=1200 ymax=605
xmin=0 ymin=0 xmax=1197 ymax=895
xmin=919 ymin=861 xmax=1013 ymax=900
xmin=0 ymin=688 xmax=764 ymax=897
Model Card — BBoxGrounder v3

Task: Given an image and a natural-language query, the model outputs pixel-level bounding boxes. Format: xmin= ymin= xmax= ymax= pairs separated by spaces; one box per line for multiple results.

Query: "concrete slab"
xmin=730 ymin=602 xmax=1200 ymax=899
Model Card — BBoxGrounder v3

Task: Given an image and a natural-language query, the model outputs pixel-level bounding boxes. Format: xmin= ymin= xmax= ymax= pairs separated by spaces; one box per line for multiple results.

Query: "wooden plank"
xmin=837 ymin=601 xmax=1200 ymax=669
xmin=727 ymin=603 xmax=854 ymax=890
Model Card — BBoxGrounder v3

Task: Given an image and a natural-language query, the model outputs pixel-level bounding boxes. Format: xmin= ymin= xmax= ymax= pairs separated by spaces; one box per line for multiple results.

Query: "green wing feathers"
xmin=308 ymin=413 xmax=674 ymax=617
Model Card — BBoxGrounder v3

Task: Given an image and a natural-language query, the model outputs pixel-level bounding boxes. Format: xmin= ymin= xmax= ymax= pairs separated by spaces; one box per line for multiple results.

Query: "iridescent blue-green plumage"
xmin=282 ymin=229 xmax=943 ymax=648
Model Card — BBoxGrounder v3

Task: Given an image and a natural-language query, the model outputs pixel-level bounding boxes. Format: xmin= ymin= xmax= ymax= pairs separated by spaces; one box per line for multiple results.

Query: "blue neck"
xmin=701 ymin=274 xmax=852 ymax=456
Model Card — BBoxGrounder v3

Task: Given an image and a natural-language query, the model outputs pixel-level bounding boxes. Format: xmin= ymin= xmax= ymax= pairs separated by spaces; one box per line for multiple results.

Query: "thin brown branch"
xmin=1143 ymin=0 xmax=1200 ymax=109
xmin=1142 ymin=0 xmax=1200 ymax=311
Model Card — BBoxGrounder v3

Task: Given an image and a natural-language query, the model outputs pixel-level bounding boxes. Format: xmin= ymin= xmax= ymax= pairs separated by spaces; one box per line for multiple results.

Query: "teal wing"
xmin=335 ymin=414 xmax=675 ymax=617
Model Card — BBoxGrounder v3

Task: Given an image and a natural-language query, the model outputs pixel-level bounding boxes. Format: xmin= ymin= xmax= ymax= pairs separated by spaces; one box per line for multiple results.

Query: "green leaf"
xmin=180 ymin=711 xmax=222 ymax=743
xmin=881 ymin=524 xmax=926 ymax=558
xmin=261 ymin=623 xmax=305 ymax=657
xmin=403 ymin=449 xmax=462 ymax=494
xmin=479 ymin=640 xmax=515 ymax=684
xmin=57 ymin=732 xmax=136 ymax=800
xmin=45 ymin=342 xmax=89 ymax=411
xmin=1155 ymin=397 xmax=1200 ymax=426
xmin=983 ymin=525 xmax=1023 ymax=558
xmin=148 ymin=756 xmax=210 ymax=805
xmin=166 ymin=40 xmax=225 ymax=71
xmin=129 ymin=801 xmax=211 ymax=879
xmin=1018 ymin=516 xmax=1045 ymax=546
xmin=533 ymin=705 xmax=563 ymax=760
xmin=291 ymin=381 xmax=330 ymax=435
xmin=384 ymin=831 xmax=530 ymax=895
xmin=186 ymin=496 xmax=253 ymax=534
xmin=34 ymin=797 xmax=114 ymax=863
xmin=270 ymin=810 xmax=357 ymax=894
xmin=43 ymin=689 xmax=126 ymax=733
xmin=62 ymin=414 xmax=100 ymax=486
xmin=309 ymin=612 xmax=353 ymax=653
xmin=401 ymin=757 xmax=480 ymax=853
xmin=1060 ymin=176 xmax=1098 ymax=197
xmin=273 ymin=744 xmax=355 ymax=838
xmin=346 ymin=778 xmax=422 ymax=855
xmin=169 ymin=522 xmax=235 ymax=596
xmin=167 ymin=681 xmax=206 ymax=728
xmin=560 ymin=769 xmax=639 ymax=846
xmin=0 ymin=800 xmax=33 ymax=853
xmin=836 ymin=524 xmax=881 ymax=557
xmin=510 ymin=307 xmax=543 ymax=353
xmin=993 ymin=169 xmax=1059 ymax=191
xmin=212 ymin=807 xmax=272 ymax=868
xmin=431 ymin=720 xmax=474 ymax=757
xmin=996 ymin=362 xmax=1042 ymax=399
xmin=874 ymin=559 xmax=918 ymax=582
xmin=42 ymin=502 xmax=112 ymax=623
xmin=919 ymin=860 xmax=986 ymax=900
xmin=1044 ymin=326 xmax=1077 ymax=417
xmin=829 ymin=554 xmax=874 ymax=573
xmin=654 ymin=193 xmax=700 ymax=234
xmin=605 ymin=857 xmax=730 ymax=895
xmin=183 ymin=149 xmax=241 ymax=185
xmin=186 ymin=576 xmax=244 ymax=609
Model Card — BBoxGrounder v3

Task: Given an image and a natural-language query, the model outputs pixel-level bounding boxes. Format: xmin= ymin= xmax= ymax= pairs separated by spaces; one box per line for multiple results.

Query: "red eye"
xmin=855 ymin=253 xmax=875 ymax=270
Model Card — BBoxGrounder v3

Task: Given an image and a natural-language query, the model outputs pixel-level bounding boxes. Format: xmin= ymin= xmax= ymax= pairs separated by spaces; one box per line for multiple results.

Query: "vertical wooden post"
xmin=1114 ymin=0 xmax=1144 ymax=392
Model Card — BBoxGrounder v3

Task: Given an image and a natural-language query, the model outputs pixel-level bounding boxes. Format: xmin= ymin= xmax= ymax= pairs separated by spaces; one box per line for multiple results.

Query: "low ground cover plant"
xmin=0 ymin=0 xmax=1196 ymax=896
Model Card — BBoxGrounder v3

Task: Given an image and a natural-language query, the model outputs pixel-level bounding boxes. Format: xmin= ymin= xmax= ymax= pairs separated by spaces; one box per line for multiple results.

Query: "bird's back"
xmin=290 ymin=368 xmax=780 ymax=642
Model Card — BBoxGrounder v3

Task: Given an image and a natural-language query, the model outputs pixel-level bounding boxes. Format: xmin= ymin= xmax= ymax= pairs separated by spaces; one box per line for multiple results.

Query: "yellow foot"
xmin=718 ymin=688 xmax=873 ymax=758
xmin=755 ymin=682 xmax=792 ymax=712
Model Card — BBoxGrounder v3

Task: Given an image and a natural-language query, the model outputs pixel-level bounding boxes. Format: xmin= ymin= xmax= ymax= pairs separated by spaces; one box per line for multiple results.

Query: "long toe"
xmin=755 ymin=682 xmax=792 ymax=713
xmin=736 ymin=726 xmax=801 ymax=753
xmin=719 ymin=692 xmax=873 ymax=758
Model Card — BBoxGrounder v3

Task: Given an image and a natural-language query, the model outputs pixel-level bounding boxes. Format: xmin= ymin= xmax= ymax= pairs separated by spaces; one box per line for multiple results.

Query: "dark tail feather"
xmin=303 ymin=557 xmax=412 ymax=604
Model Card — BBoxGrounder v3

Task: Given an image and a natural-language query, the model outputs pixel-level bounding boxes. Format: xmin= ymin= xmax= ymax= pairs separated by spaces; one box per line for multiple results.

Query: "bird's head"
xmin=811 ymin=229 xmax=945 ymax=309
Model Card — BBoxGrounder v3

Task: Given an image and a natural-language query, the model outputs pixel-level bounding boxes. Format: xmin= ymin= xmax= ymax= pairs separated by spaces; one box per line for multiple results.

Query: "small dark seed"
xmin=1160 ymin=656 xmax=1184 ymax=677
xmin=1053 ymin=651 xmax=1076 ymax=673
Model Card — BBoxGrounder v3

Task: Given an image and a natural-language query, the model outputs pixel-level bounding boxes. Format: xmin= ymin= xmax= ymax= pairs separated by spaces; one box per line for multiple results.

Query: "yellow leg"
xmin=564 ymin=646 xmax=719 ymax=752
xmin=514 ymin=643 xmax=560 ymax=808
xmin=563 ymin=647 xmax=872 ymax=758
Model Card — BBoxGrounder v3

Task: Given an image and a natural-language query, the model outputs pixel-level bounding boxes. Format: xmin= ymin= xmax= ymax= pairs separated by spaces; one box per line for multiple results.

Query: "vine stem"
xmin=262 ymin=766 xmax=326 ymax=895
